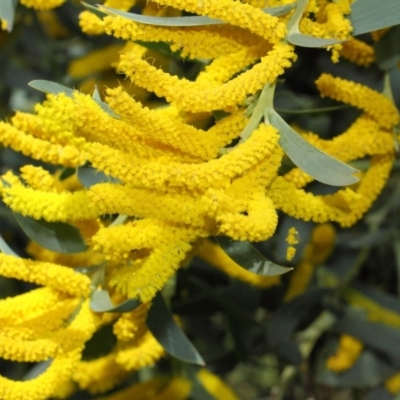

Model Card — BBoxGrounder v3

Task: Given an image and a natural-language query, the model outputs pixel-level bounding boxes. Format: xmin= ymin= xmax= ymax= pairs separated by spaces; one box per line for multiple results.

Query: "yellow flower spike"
xmin=0 ymin=254 xmax=91 ymax=298
xmin=79 ymin=11 xmax=106 ymax=35
xmin=118 ymin=43 xmax=296 ymax=112
xmin=88 ymin=183 xmax=208 ymax=226
xmin=316 ymin=74 xmax=400 ymax=129
xmin=217 ymin=196 xmax=278 ymax=242
xmin=153 ymin=377 xmax=191 ymax=400
xmin=337 ymin=153 xmax=395 ymax=227
xmin=113 ymin=303 xmax=150 ymax=341
xmin=0 ymin=122 xmax=84 ymax=167
xmin=11 ymin=112 xmax=49 ymax=141
xmin=286 ymin=227 xmax=299 ymax=262
xmin=285 ymin=223 xmax=335 ymax=301
xmin=104 ymin=88 xmax=228 ymax=161
xmin=150 ymin=0 xmax=286 ymax=42
xmin=20 ymin=0 xmax=66 ymax=10
xmin=339 ymin=39 xmax=375 ymax=67
xmin=19 ymin=165 xmax=63 ymax=192
xmin=86 ymin=123 xmax=280 ymax=192
xmin=109 ymin=240 xmax=193 ymax=302
xmin=0 ymin=287 xmax=69 ymax=321
xmin=385 ymin=372 xmax=400 ymax=395
xmin=74 ymin=353 xmax=129 ymax=394
xmin=68 ymin=44 xmax=124 ymax=79
xmin=0 ymin=348 xmax=81 ymax=400
xmin=0 ymin=297 xmax=80 ymax=340
xmin=98 ymin=376 xmax=168 ymax=400
xmin=2 ymin=184 xmax=98 ymax=222
xmin=114 ymin=329 xmax=165 ymax=370
xmin=326 ymin=335 xmax=363 ymax=373
xmin=105 ymin=16 xmax=263 ymax=60
xmin=0 ymin=299 xmax=97 ymax=362
xmin=196 ymin=239 xmax=281 ymax=288
xmin=26 ymin=240 xmax=104 ymax=268
xmin=197 ymin=368 xmax=239 ymax=400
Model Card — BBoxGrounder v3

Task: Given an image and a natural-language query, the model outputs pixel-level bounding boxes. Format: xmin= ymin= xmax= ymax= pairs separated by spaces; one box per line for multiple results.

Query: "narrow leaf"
xmin=374 ymin=26 xmax=400 ymax=71
xmin=269 ymin=110 xmax=359 ymax=186
xmin=0 ymin=0 xmax=18 ymax=32
xmin=0 ymin=233 xmax=19 ymax=257
xmin=147 ymin=292 xmax=205 ymax=365
xmin=350 ymin=0 xmax=400 ymax=36
xmin=215 ymin=237 xmax=291 ymax=276
xmin=267 ymin=288 xmax=331 ymax=366
xmin=13 ymin=213 xmax=87 ymax=254
xmin=96 ymin=3 xmax=295 ymax=27
xmin=286 ymin=0 xmax=344 ymax=47
xmin=28 ymin=80 xmax=75 ymax=97
xmin=77 ymin=164 xmax=120 ymax=188
xmin=90 ymin=290 xmax=141 ymax=313
xmin=92 ymin=85 xmax=101 ymax=102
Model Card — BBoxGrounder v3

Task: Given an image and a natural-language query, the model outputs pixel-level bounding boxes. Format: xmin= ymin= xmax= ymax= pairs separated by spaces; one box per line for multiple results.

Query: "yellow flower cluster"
xmin=20 ymin=0 xmax=66 ymax=10
xmin=0 ymin=0 xmax=398 ymax=398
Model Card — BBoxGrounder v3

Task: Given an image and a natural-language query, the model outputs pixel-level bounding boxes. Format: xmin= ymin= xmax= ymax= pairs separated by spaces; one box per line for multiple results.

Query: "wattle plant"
xmin=0 ymin=0 xmax=399 ymax=399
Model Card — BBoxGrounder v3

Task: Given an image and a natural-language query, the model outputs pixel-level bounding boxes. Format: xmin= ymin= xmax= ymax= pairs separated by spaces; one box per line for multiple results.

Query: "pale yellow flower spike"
xmin=118 ymin=43 xmax=296 ymax=112
xmin=19 ymin=165 xmax=63 ymax=193
xmin=316 ymin=74 xmax=400 ymax=129
xmin=20 ymin=0 xmax=66 ymax=10
xmin=68 ymin=44 xmax=124 ymax=79
xmin=326 ymin=335 xmax=363 ymax=373
xmin=151 ymin=0 xmax=286 ymax=42
xmin=0 ymin=122 xmax=84 ymax=167
xmin=385 ymin=372 xmax=400 ymax=395
xmin=86 ymin=124 xmax=280 ymax=192
xmin=0 ymin=348 xmax=81 ymax=400
xmin=153 ymin=377 xmax=192 ymax=400
xmin=339 ymin=39 xmax=375 ymax=67
xmin=99 ymin=376 xmax=168 ymax=400
xmin=196 ymin=239 xmax=281 ymax=288
xmin=0 ymin=254 xmax=91 ymax=297
xmin=197 ymin=369 xmax=239 ymax=400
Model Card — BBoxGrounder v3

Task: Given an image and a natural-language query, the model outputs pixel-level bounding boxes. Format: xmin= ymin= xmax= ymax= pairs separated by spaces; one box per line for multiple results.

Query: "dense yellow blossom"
xmin=339 ymin=39 xmax=375 ymax=67
xmin=326 ymin=335 xmax=363 ymax=373
xmin=316 ymin=74 xmax=400 ymax=129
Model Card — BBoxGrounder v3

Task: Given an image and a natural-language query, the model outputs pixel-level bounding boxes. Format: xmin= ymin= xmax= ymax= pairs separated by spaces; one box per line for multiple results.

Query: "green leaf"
xmin=28 ymin=80 xmax=75 ymax=97
xmin=269 ymin=110 xmax=359 ymax=186
xmin=374 ymin=26 xmax=400 ymax=71
xmin=215 ymin=237 xmax=292 ymax=276
xmin=92 ymin=85 xmax=102 ymax=102
xmin=286 ymin=0 xmax=344 ymax=47
xmin=188 ymin=368 xmax=216 ymax=400
xmin=77 ymin=164 xmax=120 ymax=188
xmin=0 ymin=233 xmax=19 ymax=257
xmin=90 ymin=289 xmax=141 ymax=313
xmin=96 ymin=3 xmax=295 ymax=27
xmin=350 ymin=0 xmax=400 ymax=36
xmin=267 ymin=288 xmax=331 ymax=366
xmin=59 ymin=167 xmax=75 ymax=181
xmin=0 ymin=0 xmax=18 ymax=32
xmin=135 ymin=40 xmax=182 ymax=59
xmin=147 ymin=292 xmax=205 ymax=366
xmin=28 ymin=80 xmax=120 ymax=119
xmin=13 ymin=213 xmax=88 ymax=254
